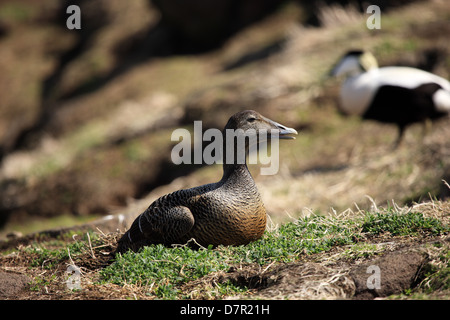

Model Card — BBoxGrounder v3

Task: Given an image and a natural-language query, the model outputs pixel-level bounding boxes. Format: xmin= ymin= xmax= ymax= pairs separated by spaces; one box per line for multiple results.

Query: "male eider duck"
xmin=330 ymin=50 xmax=450 ymax=147
xmin=116 ymin=110 xmax=297 ymax=253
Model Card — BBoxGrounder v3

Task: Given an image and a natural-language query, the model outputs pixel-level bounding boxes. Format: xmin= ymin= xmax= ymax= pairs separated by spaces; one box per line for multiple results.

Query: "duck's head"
xmin=329 ymin=50 xmax=378 ymax=78
xmin=224 ymin=110 xmax=298 ymax=140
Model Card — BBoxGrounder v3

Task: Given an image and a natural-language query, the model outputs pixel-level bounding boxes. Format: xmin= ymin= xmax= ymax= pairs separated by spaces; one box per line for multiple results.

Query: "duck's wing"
xmin=116 ymin=193 xmax=195 ymax=253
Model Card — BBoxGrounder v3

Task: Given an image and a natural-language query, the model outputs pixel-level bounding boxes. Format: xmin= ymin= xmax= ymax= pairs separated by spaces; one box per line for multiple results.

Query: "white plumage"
xmin=330 ymin=50 xmax=450 ymax=146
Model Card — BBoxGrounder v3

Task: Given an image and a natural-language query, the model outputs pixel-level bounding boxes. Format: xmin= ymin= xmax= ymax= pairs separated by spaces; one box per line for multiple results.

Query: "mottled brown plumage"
xmin=116 ymin=110 xmax=297 ymax=253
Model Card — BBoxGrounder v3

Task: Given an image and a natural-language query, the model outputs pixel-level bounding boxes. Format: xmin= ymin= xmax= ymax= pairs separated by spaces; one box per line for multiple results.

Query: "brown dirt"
xmin=177 ymin=235 xmax=449 ymax=300
xmin=0 ymin=271 xmax=30 ymax=299
xmin=0 ymin=201 xmax=448 ymax=301
xmin=350 ymin=250 xmax=427 ymax=299
xmin=0 ymin=205 xmax=448 ymax=300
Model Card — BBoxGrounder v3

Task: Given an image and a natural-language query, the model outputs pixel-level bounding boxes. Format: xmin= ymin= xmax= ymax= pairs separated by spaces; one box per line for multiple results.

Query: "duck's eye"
xmin=247 ymin=117 xmax=256 ymax=123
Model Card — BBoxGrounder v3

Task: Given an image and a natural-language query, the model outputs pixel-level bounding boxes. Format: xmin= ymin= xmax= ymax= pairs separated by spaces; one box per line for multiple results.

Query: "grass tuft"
xmin=100 ymin=244 xmax=230 ymax=299
xmin=99 ymin=209 xmax=448 ymax=298
xmin=8 ymin=207 xmax=446 ymax=299
xmin=361 ymin=211 xmax=449 ymax=236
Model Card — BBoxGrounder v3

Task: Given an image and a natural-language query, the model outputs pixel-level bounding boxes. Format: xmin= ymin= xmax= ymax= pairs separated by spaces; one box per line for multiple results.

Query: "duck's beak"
xmin=266 ymin=118 xmax=298 ymax=139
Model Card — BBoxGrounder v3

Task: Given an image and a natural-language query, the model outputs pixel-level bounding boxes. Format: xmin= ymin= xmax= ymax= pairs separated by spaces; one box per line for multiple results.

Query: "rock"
xmin=0 ymin=272 xmax=30 ymax=299
xmin=350 ymin=251 xmax=427 ymax=299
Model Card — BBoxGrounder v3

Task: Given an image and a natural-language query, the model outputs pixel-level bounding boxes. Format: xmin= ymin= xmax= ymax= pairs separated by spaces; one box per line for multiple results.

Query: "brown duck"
xmin=116 ymin=110 xmax=297 ymax=253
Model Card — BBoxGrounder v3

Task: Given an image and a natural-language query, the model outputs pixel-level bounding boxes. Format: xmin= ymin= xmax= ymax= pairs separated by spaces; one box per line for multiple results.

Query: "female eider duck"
xmin=330 ymin=50 xmax=450 ymax=147
xmin=116 ymin=110 xmax=297 ymax=253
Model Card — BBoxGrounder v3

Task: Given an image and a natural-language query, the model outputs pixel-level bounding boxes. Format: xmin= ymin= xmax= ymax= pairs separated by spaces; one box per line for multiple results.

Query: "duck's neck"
xmin=221 ymin=163 xmax=253 ymax=183
xmin=220 ymin=132 xmax=253 ymax=185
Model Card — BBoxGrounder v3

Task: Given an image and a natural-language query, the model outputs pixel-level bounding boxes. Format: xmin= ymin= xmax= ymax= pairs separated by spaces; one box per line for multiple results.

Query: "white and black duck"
xmin=330 ymin=50 xmax=450 ymax=147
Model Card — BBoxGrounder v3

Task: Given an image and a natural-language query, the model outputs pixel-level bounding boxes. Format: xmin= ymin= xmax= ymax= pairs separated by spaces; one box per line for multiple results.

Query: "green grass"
xmin=361 ymin=211 xmax=449 ymax=236
xmin=100 ymin=244 xmax=231 ymax=299
xmin=25 ymin=234 xmax=95 ymax=269
xmin=98 ymin=210 xmax=448 ymax=298
xmin=232 ymin=215 xmax=358 ymax=263
xmin=99 ymin=215 xmax=359 ymax=298
xmin=11 ymin=209 xmax=447 ymax=299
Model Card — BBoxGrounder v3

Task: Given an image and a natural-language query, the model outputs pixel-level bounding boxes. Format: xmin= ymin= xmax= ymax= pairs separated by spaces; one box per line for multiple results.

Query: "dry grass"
xmin=1 ymin=197 xmax=448 ymax=300
xmin=316 ymin=1 xmax=364 ymax=28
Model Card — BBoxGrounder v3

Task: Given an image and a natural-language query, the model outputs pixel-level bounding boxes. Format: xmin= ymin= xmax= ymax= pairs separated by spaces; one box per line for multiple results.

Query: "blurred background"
xmin=0 ymin=0 xmax=449 ymax=238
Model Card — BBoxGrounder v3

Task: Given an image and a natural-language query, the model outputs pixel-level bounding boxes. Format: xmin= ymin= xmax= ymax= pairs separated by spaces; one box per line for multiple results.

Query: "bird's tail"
xmin=433 ymin=88 xmax=450 ymax=113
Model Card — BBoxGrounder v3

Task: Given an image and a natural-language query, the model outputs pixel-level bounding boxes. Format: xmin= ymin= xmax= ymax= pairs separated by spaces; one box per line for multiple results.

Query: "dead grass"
xmin=0 ymin=198 xmax=448 ymax=300
xmin=316 ymin=2 xmax=364 ymax=28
